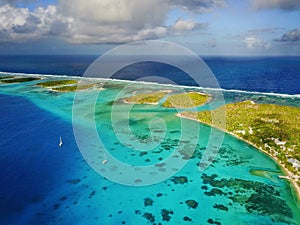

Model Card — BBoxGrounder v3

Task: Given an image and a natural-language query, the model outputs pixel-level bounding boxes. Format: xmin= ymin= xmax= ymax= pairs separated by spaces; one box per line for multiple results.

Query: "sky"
xmin=0 ymin=0 xmax=299 ymax=55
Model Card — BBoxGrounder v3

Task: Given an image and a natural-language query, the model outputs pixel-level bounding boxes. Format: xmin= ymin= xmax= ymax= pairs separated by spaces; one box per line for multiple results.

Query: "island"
xmin=178 ymin=100 xmax=300 ymax=196
xmin=162 ymin=92 xmax=209 ymax=108
xmin=37 ymin=79 xmax=78 ymax=87
xmin=124 ymin=91 xmax=209 ymax=108
xmin=0 ymin=75 xmax=15 ymax=80
xmin=0 ymin=77 xmax=41 ymax=83
xmin=37 ymin=79 xmax=99 ymax=92
xmin=124 ymin=91 xmax=169 ymax=105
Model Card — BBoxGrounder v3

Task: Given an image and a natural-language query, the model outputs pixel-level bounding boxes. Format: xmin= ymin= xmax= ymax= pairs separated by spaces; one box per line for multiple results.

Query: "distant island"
xmin=162 ymin=92 xmax=209 ymax=108
xmin=37 ymin=79 xmax=100 ymax=92
xmin=124 ymin=91 xmax=209 ymax=108
xmin=124 ymin=91 xmax=170 ymax=105
xmin=0 ymin=76 xmax=40 ymax=83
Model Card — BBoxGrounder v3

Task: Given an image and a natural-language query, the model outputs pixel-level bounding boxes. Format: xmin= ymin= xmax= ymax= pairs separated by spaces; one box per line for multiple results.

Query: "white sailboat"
xmin=59 ymin=136 xmax=63 ymax=147
xmin=102 ymin=152 xmax=108 ymax=164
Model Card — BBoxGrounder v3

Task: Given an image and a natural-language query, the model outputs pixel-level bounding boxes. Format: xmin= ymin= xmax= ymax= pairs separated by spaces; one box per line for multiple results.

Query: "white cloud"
xmin=57 ymin=0 xmax=170 ymax=44
xmin=244 ymin=35 xmax=271 ymax=49
xmin=0 ymin=4 xmax=73 ymax=42
xmin=0 ymin=0 xmax=216 ymax=44
xmin=251 ymin=0 xmax=300 ymax=11
xmin=171 ymin=18 xmax=207 ymax=32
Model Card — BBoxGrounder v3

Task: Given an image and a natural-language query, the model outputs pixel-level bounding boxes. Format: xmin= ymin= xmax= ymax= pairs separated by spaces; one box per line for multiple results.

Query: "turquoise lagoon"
xmin=0 ymin=73 xmax=299 ymax=225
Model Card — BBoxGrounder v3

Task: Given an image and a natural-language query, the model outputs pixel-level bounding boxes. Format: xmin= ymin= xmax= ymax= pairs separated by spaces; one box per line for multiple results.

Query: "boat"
xmin=59 ymin=136 xmax=63 ymax=147
xmin=102 ymin=159 xmax=108 ymax=164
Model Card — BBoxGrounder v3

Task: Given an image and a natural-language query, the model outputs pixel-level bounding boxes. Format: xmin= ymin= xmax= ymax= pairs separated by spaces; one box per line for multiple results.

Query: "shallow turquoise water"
xmin=0 ymin=75 xmax=299 ymax=225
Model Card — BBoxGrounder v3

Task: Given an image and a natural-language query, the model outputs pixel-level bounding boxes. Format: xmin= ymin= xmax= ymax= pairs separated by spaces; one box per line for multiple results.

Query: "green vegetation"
xmin=0 ymin=76 xmax=15 ymax=80
xmin=51 ymin=85 xmax=77 ymax=92
xmin=162 ymin=92 xmax=209 ymax=108
xmin=102 ymin=82 xmax=126 ymax=89
xmin=51 ymin=83 xmax=95 ymax=92
xmin=37 ymin=79 xmax=78 ymax=87
xmin=37 ymin=79 xmax=98 ymax=92
xmin=125 ymin=91 xmax=168 ymax=104
xmin=181 ymin=101 xmax=300 ymax=187
xmin=1 ymin=77 xmax=40 ymax=83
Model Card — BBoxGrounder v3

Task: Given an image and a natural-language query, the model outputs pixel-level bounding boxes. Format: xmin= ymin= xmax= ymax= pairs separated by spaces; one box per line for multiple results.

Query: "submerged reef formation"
xmin=170 ymin=176 xmax=188 ymax=184
xmin=201 ymin=173 xmax=294 ymax=220
xmin=185 ymin=200 xmax=198 ymax=209
xmin=144 ymin=198 xmax=154 ymax=207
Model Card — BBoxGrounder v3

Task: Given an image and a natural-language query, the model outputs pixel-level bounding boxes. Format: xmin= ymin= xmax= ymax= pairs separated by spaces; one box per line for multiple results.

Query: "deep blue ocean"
xmin=0 ymin=55 xmax=299 ymax=94
xmin=0 ymin=55 xmax=300 ymax=225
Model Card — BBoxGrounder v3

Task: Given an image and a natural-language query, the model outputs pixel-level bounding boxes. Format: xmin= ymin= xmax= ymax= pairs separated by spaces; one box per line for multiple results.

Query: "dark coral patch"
xmin=161 ymin=209 xmax=173 ymax=221
xmin=89 ymin=190 xmax=96 ymax=199
xmin=207 ymin=218 xmax=221 ymax=225
xmin=60 ymin=196 xmax=67 ymax=201
xmin=213 ymin=204 xmax=228 ymax=211
xmin=143 ymin=212 xmax=155 ymax=223
xmin=201 ymin=185 xmax=208 ymax=190
xmin=135 ymin=210 xmax=141 ymax=215
xmin=183 ymin=216 xmax=192 ymax=221
xmin=139 ymin=151 xmax=148 ymax=157
xmin=66 ymin=179 xmax=81 ymax=184
xmin=144 ymin=198 xmax=154 ymax=207
xmin=204 ymin=188 xmax=226 ymax=196
xmin=171 ymin=176 xmax=188 ymax=184
xmin=185 ymin=200 xmax=198 ymax=209
xmin=53 ymin=203 xmax=60 ymax=210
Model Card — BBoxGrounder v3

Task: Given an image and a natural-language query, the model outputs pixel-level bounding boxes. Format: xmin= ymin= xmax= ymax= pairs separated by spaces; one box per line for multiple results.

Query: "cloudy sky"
xmin=0 ymin=0 xmax=299 ymax=55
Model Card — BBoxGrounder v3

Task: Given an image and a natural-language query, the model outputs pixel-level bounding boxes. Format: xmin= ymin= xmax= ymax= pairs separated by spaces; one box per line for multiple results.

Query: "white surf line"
xmin=1 ymin=71 xmax=300 ymax=98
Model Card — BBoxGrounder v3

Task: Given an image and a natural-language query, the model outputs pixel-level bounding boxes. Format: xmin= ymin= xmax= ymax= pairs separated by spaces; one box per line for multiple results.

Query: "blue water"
xmin=0 ymin=56 xmax=300 ymax=225
xmin=0 ymin=93 xmax=82 ymax=224
xmin=0 ymin=55 xmax=299 ymax=94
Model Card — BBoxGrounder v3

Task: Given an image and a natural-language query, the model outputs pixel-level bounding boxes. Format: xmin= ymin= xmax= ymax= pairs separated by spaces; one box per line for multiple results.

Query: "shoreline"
xmin=123 ymin=99 xmax=159 ymax=105
xmin=123 ymin=90 xmax=173 ymax=105
xmin=176 ymin=112 xmax=300 ymax=201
